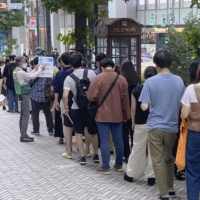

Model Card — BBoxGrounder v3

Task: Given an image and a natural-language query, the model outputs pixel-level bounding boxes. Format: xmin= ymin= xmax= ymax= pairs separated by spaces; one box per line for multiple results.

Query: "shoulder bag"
xmin=88 ymin=74 xmax=119 ymax=118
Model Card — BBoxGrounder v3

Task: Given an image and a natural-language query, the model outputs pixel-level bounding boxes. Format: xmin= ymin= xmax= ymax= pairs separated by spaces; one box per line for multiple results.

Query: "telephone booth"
xmin=94 ymin=18 xmax=142 ymax=75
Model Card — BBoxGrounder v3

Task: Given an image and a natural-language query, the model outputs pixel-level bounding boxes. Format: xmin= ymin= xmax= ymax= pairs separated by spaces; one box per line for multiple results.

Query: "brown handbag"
xmin=45 ymin=81 xmax=55 ymax=102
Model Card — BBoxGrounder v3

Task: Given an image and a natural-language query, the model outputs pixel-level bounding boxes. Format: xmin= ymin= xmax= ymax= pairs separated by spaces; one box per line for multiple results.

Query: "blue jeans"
xmin=186 ymin=130 xmax=200 ymax=200
xmin=96 ymin=122 xmax=124 ymax=169
xmin=7 ymin=89 xmax=18 ymax=111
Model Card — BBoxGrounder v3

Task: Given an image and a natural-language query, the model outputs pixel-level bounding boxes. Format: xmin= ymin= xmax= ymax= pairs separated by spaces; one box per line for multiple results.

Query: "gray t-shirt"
xmin=63 ymin=69 xmax=96 ymax=109
xmin=139 ymin=73 xmax=185 ymax=133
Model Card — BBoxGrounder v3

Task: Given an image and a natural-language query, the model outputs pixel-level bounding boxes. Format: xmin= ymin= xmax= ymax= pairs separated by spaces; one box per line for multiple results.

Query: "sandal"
xmin=175 ymin=171 xmax=185 ymax=181
xmin=58 ymin=138 xmax=64 ymax=144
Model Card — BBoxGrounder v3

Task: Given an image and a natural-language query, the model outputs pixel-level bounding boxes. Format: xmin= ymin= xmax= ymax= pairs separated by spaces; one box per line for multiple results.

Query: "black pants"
xmin=54 ymin=109 xmax=64 ymax=138
xmin=31 ymin=99 xmax=54 ymax=132
xmin=122 ymin=119 xmax=131 ymax=159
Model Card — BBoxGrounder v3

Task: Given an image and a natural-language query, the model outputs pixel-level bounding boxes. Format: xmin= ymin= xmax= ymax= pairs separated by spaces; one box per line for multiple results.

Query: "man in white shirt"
xmin=13 ymin=56 xmax=45 ymax=142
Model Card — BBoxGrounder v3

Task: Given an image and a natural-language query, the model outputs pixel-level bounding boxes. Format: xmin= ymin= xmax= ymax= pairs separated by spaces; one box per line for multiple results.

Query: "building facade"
xmin=12 ymin=0 xmax=195 ymax=57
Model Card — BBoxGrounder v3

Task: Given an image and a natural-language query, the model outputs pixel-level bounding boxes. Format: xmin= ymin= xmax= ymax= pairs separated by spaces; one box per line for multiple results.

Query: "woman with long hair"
xmin=124 ymin=66 xmax=157 ymax=186
xmin=181 ymin=65 xmax=200 ymax=200
xmin=120 ymin=60 xmax=140 ymax=163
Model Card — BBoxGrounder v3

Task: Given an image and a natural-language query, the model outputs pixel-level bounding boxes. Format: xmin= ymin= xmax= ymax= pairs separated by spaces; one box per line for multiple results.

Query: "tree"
xmin=190 ymin=0 xmax=200 ymax=8
xmin=41 ymin=0 xmax=127 ymax=54
xmin=182 ymin=11 xmax=200 ymax=51
xmin=0 ymin=0 xmax=25 ymax=54
xmin=163 ymin=11 xmax=200 ymax=83
xmin=0 ymin=0 xmax=24 ymax=31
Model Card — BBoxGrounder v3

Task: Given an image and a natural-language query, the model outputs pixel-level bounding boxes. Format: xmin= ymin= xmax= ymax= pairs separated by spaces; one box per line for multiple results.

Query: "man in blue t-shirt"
xmin=139 ymin=50 xmax=185 ymax=200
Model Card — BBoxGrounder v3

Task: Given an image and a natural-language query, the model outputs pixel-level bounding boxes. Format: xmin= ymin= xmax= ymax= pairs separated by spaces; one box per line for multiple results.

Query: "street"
xmin=0 ymin=109 xmax=187 ymax=200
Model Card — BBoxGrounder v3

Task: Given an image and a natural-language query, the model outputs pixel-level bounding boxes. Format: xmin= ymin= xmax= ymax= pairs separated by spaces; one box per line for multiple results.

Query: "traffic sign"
xmin=10 ymin=3 xmax=22 ymax=9
xmin=30 ymin=17 xmax=36 ymax=25
xmin=0 ymin=3 xmax=7 ymax=9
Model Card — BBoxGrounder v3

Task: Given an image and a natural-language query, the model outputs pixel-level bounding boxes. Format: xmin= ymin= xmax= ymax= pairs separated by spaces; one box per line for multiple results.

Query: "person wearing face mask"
xmin=13 ymin=56 xmax=46 ymax=142
xmin=0 ymin=60 xmax=7 ymax=110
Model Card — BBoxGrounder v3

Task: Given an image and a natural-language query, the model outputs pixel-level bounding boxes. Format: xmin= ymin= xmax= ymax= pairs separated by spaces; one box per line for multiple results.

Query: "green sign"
xmin=161 ymin=17 xmax=167 ymax=27
xmin=150 ymin=16 xmax=155 ymax=26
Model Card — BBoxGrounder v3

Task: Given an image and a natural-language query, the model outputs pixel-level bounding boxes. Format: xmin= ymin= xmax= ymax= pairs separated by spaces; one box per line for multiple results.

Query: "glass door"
xmin=111 ymin=37 xmax=137 ymax=66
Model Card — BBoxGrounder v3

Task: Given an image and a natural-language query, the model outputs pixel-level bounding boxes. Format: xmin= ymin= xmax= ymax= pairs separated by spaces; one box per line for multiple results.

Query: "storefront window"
xmin=159 ymin=0 xmax=167 ymax=9
xmin=147 ymin=0 xmax=156 ymax=9
xmin=138 ymin=0 xmax=145 ymax=10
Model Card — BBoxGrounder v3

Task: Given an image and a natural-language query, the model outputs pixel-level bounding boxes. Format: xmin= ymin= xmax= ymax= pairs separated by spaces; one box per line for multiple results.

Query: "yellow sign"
xmin=113 ymin=28 xmax=136 ymax=33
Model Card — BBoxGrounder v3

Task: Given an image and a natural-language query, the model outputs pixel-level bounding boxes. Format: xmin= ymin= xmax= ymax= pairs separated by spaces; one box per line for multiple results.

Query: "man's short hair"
xmin=33 ymin=57 xmax=38 ymax=66
xmin=95 ymin=53 xmax=107 ymax=63
xmin=153 ymin=50 xmax=172 ymax=69
xmin=15 ymin=56 xmax=25 ymax=66
xmin=9 ymin=55 xmax=15 ymax=61
xmin=69 ymin=52 xmax=83 ymax=68
xmin=100 ymin=58 xmax=115 ymax=68
xmin=61 ymin=52 xmax=70 ymax=65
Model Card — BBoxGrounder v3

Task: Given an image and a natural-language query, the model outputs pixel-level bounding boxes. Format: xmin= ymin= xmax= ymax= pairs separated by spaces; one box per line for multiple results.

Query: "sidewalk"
xmin=0 ymin=108 xmax=187 ymax=200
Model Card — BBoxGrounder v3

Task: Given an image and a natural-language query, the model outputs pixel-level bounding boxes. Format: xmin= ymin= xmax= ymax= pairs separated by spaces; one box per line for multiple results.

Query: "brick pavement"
xmin=0 ymin=109 xmax=187 ymax=200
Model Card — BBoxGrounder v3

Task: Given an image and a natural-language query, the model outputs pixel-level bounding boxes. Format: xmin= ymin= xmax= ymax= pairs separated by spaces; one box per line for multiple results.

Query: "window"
xmin=139 ymin=0 xmax=145 ymax=5
xmin=182 ymin=0 xmax=191 ymax=8
xmin=159 ymin=0 xmax=167 ymax=9
xmin=147 ymin=0 xmax=156 ymax=9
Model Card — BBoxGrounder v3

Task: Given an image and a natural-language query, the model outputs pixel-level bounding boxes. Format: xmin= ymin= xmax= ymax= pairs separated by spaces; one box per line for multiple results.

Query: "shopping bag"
xmin=175 ymin=117 xmax=188 ymax=171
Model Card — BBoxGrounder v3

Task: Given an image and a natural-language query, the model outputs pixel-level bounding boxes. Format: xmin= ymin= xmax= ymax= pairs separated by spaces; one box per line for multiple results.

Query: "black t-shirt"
xmin=3 ymin=63 xmax=16 ymax=90
xmin=132 ymin=85 xmax=149 ymax=124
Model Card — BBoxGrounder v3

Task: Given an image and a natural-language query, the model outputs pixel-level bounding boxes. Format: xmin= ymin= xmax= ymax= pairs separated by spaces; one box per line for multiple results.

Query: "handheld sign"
xmin=38 ymin=57 xmax=53 ymax=77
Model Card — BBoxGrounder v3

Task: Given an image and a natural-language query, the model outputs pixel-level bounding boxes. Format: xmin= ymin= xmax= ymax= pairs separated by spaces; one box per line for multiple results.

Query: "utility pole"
xmin=45 ymin=9 xmax=52 ymax=54
xmin=36 ymin=0 xmax=40 ymax=47
xmin=24 ymin=0 xmax=28 ymax=55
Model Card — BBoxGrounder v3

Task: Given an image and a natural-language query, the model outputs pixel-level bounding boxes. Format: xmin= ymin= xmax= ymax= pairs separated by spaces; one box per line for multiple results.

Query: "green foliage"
xmin=41 ymin=0 xmax=110 ymax=19
xmin=182 ymin=11 xmax=200 ymax=50
xmin=163 ymin=25 xmax=196 ymax=83
xmin=0 ymin=36 xmax=19 ymax=57
xmin=0 ymin=0 xmax=24 ymax=30
xmin=190 ymin=0 xmax=200 ymax=8
xmin=56 ymin=26 xmax=95 ymax=47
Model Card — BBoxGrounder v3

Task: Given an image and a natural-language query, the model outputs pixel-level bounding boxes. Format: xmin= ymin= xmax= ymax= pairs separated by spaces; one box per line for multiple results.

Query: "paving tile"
xmin=0 ymin=109 xmax=187 ymax=200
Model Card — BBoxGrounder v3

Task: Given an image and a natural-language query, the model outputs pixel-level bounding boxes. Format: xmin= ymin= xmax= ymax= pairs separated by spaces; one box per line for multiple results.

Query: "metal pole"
xmin=45 ymin=9 xmax=52 ymax=54
xmin=24 ymin=0 xmax=28 ymax=55
xmin=36 ymin=0 xmax=40 ymax=47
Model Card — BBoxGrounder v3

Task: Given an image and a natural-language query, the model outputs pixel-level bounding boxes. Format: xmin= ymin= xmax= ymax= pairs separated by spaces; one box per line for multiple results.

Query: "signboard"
xmin=38 ymin=57 xmax=53 ymax=78
xmin=29 ymin=24 xmax=37 ymax=29
xmin=10 ymin=3 xmax=22 ymax=9
xmin=30 ymin=17 xmax=36 ymax=25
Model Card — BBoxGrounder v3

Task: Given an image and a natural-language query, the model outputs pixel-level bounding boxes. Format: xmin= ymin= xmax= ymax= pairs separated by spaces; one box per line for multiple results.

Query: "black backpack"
xmin=70 ymin=69 xmax=90 ymax=111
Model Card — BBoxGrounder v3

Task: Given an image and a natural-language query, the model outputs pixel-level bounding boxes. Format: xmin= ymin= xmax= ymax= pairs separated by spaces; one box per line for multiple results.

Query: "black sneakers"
xmin=20 ymin=137 xmax=34 ymax=142
xmin=79 ymin=157 xmax=86 ymax=165
xmin=147 ymin=178 xmax=156 ymax=186
xmin=168 ymin=190 xmax=176 ymax=198
xmin=124 ymin=172 xmax=134 ymax=182
xmin=93 ymin=154 xmax=100 ymax=163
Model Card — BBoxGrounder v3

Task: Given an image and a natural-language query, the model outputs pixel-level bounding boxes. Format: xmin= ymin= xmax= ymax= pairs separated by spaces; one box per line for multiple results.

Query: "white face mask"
xmin=22 ymin=63 xmax=27 ymax=69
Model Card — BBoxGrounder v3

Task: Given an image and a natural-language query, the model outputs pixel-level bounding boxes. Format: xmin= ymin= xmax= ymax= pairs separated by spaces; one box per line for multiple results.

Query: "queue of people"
xmin=0 ymin=49 xmax=199 ymax=200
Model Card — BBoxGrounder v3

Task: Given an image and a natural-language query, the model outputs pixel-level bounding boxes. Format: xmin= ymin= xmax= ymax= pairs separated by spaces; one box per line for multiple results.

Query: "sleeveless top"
xmin=13 ymin=68 xmax=31 ymax=95
xmin=187 ymin=84 xmax=200 ymax=131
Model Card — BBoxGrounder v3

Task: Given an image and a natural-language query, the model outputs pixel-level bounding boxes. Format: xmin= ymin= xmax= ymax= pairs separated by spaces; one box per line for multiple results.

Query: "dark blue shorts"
xmin=71 ymin=109 xmax=97 ymax=135
xmin=63 ymin=109 xmax=73 ymax=128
